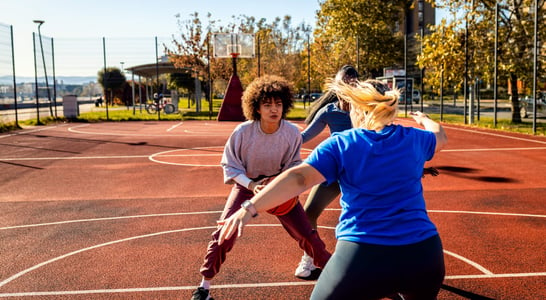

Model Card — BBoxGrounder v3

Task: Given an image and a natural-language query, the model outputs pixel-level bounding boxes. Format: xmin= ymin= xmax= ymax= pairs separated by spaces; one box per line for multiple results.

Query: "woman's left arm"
xmin=410 ymin=111 xmax=447 ymax=152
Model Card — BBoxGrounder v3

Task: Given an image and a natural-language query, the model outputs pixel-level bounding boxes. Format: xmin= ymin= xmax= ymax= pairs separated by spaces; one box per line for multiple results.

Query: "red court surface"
xmin=0 ymin=119 xmax=545 ymax=300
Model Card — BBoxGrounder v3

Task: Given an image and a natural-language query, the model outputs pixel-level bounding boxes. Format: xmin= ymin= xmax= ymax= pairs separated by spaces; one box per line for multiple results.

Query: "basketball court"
xmin=0 ymin=119 xmax=545 ymax=299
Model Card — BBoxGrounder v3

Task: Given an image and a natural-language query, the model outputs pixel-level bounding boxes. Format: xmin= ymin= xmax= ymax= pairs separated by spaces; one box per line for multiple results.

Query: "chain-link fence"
xmin=0 ymin=22 xmax=17 ymax=124
xmin=1 ymin=14 xmax=544 ymax=128
xmin=0 ymin=26 xmax=176 ymax=124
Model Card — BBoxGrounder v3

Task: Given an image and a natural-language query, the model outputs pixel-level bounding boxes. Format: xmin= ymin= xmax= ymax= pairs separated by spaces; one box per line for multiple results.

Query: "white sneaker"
xmin=294 ymin=254 xmax=316 ymax=278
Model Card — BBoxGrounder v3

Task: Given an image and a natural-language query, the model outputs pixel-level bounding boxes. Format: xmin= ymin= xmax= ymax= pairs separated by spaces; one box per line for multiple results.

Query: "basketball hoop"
xmin=229 ymin=44 xmax=241 ymax=58
xmin=214 ymin=33 xmax=255 ymax=121
xmin=213 ymin=33 xmax=254 ymax=58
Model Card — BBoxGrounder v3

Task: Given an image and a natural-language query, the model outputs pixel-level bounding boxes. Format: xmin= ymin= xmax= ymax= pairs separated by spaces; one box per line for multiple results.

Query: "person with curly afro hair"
xmin=190 ymin=75 xmax=331 ymax=300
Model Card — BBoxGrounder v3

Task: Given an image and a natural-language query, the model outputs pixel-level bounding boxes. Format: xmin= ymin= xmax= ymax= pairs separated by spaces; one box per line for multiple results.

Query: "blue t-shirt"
xmin=304 ymin=124 xmax=438 ymax=246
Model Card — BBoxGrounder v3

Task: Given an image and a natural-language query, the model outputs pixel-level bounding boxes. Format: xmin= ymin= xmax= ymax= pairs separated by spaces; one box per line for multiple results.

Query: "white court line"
xmin=148 ymin=147 xmax=313 ymax=167
xmin=149 ymin=147 xmax=224 ymax=167
xmin=427 ymin=210 xmax=546 ymax=219
xmin=441 ymin=146 xmax=546 ymax=152
xmin=0 ymin=224 xmax=289 ymax=288
xmin=0 ymin=155 xmax=150 ymax=161
xmin=0 ymin=153 xmax=223 ymax=162
xmin=67 ymin=124 xmax=186 ymax=137
xmin=0 ymin=211 xmax=223 ymax=230
xmin=0 ymin=223 xmax=494 ymax=290
xmin=1 ymin=209 xmax=543 ymax=290
xmin=0 ymin=145 xmax=538 ymax=163
xmin=167 ymin=122 xmax=184 ymax=132
xmin=0 ymin=124 xmax=65 ymax=139
xmin=445 ymin=272 xmax=546 ymax=279
xmin=443 ymin=125 xmax=546 ymax=145
xmin=67 ymin=124 xmax=233 ymax=137
xmin=1 ymin=273 xmax=545 ymax=297
xmin=2 ymin=209 xmax=544 ymax=231
xmin=444 ymin=250 xmax=493 ymax=275
xmin=0 ymin=226 xmax=218 ymax=288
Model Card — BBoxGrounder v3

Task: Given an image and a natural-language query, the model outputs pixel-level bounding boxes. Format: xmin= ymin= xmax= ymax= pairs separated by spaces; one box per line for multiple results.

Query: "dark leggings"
xmin=310 ymin=235 xmax=445 ymax=300
xmin=303 ymin=181 xmax=341 ymax=229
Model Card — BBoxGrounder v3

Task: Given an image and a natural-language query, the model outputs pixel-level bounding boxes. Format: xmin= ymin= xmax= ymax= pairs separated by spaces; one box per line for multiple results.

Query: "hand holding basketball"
xmin=254 ymin=177 xmax=299 ymax=216
xmin=249 ymin=179 xmax=267 ymax=194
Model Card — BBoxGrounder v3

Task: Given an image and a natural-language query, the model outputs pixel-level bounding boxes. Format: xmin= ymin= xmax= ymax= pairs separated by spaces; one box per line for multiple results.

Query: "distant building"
xmin=392 ymin=0 xmax=435 ymax=87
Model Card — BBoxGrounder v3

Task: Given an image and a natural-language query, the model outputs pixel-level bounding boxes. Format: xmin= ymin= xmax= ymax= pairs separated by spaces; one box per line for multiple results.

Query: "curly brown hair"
xmin=242 ymin=75 xmax=294 ymax=120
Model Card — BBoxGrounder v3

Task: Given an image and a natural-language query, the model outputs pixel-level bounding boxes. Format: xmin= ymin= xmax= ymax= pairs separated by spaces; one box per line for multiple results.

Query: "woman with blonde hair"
xmin=218 ymin=79 xmax=448 ymax=299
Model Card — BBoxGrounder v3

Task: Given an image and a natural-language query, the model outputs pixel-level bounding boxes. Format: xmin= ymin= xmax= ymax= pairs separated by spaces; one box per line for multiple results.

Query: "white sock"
xmin=303 ymin=251 xmax=312 ymax=259
xmin=200 ymin=278 xmax=211 ymax=290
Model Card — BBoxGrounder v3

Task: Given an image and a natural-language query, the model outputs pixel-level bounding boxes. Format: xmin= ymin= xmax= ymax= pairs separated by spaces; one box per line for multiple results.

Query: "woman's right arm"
xmin=218 ymin=163 xmax=325 ymax=244
xmin=410 ymin=111 xmax=448 ymax=152
xmin=301 ymin=110 xmax=327 ymax=143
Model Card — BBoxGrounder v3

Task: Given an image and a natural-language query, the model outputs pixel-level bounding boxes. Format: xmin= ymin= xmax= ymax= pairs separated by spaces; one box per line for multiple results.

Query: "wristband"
xmin=241 ymin=200 xmax=258 ymax=217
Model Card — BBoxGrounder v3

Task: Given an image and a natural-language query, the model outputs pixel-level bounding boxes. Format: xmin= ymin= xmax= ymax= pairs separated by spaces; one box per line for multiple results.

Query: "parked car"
xmin=301 ymin=93 xmax=323 ymax=102
xmin=520 ymin=92 xmax=546 ymax=118
xmin=310 ymin=93 xmax=323 ymax=101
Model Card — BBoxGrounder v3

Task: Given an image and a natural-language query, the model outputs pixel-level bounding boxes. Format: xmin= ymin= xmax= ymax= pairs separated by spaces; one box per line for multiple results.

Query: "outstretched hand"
xmin=217 ymin=207 xmax=253 ymax=245
xmin=409 ymin=111 xmax=429 ymax=126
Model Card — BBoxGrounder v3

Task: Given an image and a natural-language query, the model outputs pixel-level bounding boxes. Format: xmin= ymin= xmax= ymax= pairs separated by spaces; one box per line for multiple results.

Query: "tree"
xmin=166 ymin=12 xmax=217 ymax=105
xmin=250 ymin=16 xmax=311 ymax=89
xmin=97 ymin=67 xmax=126 ymax=106
xmin=314 ymin=0 xmax=406 ymax=80
xmin=430 ymin=0 xmax=545 ymax=123
xmin=166 ymin=12 xmax=312 ymax=95
xmin=417 ymin=19 xmax=466 ymax=95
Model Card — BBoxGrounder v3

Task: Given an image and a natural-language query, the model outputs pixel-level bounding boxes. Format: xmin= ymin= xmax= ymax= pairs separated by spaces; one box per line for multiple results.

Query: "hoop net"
xmin=228 ymin=44 xmax=241 ymax=58
xmin=213 ymin=33 xmax=254 ymax=58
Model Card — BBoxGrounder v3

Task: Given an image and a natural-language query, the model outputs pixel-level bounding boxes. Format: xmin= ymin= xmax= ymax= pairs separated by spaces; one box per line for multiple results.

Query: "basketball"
xmin=266 ymin=196 xmax=299 ymax=216
xmin=259 ymin=177 xmax=299 ymax=216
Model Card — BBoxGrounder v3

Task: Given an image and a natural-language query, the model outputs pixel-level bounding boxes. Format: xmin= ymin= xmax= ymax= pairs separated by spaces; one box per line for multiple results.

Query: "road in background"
xmin=1 ymin=98 xmax=544 ymax=123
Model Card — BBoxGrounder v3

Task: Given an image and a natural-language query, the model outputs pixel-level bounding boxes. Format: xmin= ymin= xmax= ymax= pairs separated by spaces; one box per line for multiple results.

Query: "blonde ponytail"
xmin=327 ymin=79 xmax=400 ymax=130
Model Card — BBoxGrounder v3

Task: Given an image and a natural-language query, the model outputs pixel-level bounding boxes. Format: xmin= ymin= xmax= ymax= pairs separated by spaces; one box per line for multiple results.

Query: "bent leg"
xmin=398 ymin=235 xmax=445 ymax=300
xmin=199 ymin=184 xmax=253 ymax=279
xmin=277 ymin=202 xmax=331 ymax=268
xmin=303 ymin=182 xmax=340 ymax=229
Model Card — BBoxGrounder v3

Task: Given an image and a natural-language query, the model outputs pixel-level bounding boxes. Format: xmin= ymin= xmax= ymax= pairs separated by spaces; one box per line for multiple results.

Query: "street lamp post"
xmin=33 ymin=20 xmax=53 ymax=117
xmin=32 ymin=31 xmax=41 ymax=125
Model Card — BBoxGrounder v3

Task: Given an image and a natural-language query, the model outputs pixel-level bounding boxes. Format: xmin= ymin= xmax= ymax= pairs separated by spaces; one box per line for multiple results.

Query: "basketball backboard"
xmin=213 ymin=33 xmax=255 ymax=58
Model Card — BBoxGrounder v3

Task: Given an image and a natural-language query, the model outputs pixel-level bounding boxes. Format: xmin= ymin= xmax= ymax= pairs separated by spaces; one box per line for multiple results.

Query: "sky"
xmin=0 ymin=0 xmax=321 ymax=78
xmin=0 ymin=1 xmax=447 ymax=80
